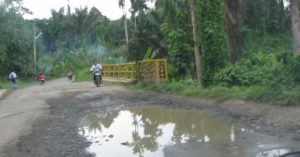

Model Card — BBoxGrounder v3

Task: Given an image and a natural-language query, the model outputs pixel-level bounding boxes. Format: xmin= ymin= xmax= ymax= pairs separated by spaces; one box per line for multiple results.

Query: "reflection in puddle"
xmin=78 ymin=106 xmax=300 ymax=157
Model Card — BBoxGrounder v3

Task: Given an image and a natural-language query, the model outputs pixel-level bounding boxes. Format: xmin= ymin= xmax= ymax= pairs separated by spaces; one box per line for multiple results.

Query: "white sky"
xmin=22 ymin=0 xmax=132 ymax=20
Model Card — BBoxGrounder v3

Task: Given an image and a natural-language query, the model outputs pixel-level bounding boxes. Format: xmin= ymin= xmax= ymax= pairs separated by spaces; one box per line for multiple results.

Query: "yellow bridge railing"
xmin=102 ymin=59 xmax=168 ymax=81
xmin=102 ymin=62 xmax=137 ymax=79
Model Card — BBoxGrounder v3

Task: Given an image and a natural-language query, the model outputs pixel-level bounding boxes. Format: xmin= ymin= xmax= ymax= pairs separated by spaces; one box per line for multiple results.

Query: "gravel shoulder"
xmin=0 ymin=79 xmax=300 ymax=156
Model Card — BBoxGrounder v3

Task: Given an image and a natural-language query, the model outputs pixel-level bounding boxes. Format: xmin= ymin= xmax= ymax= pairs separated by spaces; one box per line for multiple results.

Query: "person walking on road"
xmin=9 ymin=71 xmax=17 ymax=89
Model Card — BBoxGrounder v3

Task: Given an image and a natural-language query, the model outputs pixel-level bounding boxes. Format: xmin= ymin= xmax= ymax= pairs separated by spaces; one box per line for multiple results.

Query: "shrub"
xmin=290 ymin=56 xmax=300 ymax=83
xmin=214 ymin=52 xmax=292 ymax=87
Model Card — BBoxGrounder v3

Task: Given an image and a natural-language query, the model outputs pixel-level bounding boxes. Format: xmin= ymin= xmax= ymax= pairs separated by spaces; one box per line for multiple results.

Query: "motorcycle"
xmin=67 ymin=73 xmax=73 ymax=81
xmin=39 ymin=79 xmax=45 ymax=85
xmin=94 ymin=71 xmax=102 ymax=87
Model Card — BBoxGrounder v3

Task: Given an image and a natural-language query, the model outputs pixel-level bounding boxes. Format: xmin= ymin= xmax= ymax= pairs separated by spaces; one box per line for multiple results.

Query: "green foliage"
xmin=199 ymin=0 xmax=227 ymax=87
xmin=0 ymin=79 xmax=11 ymax=89
xmin=98 ymin=19 xmax=125 ymax=48
xmin=0 ymin=78 xmax=37 ymax=90
xmin=38 ymin=7 xmax=110 ymax=53
xmin=289 ymin=56 xmax=300 ymax=83
xmin=143 ymin=47 xmax=159 ymax=60
xmin=75 ymin=67 xmax=92 ymax=82
xmin=241 ymin=33 xmax=292 ymax=55
xmin=32 ymin=7 xmax=127 ymax=78
xmin=127 ymin=10 xmax=166 ymax=61
xmin=163 ymin=27 xmax=194 ymax=79
xmin=240 ymin=85 xmax=300 ymax=105
xmin=1 ymin=0 xmax=299 ymax=107
xmin=134 ymin=79 xmax=202 ymax=95
xmin=0 ymin=4 xmax=35 ymax=78
xmin=242 ymin=0 xmax=286 ymax=34
xmin=214 ymin=52 xmax=294 ymax=87
xmin=214 ymin=63 xmax=261 ymax=86
xmin=133 ymin=79 xmax=300 ymax=105
xmin=37 ymin=43 xmax=122 ymax=79
xmin=161 ymin=3 xmax=194 ymax=79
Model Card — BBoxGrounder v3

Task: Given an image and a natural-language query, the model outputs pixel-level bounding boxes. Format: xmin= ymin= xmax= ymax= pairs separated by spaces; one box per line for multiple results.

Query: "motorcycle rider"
xmin=37 ymin=73 xmax=45 ymax=85
xmin=67 ymin=69 xmax=73 ymax=81
xmin=90 ymin=60 xmax=103 ymax=84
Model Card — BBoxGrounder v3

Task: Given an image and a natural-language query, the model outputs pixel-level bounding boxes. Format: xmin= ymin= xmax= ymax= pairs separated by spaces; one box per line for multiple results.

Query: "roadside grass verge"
xmin=131 ymin=80 xmax=300 ymax=106
xmin=75 ymin=67 xmax=93 ymax=82
xmin=0 ymin=78 xmax=37 ymax=90
xmin=75 ymin=67 xmax=300 ymax=106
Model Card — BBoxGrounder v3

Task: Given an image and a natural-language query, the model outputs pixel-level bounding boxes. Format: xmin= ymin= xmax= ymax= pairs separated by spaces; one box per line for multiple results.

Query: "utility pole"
xmin=33 ymin=24 xmax=42 ymax=72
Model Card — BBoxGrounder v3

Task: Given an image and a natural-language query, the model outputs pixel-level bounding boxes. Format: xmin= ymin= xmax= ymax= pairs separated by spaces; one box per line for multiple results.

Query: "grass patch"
xmin=0 ymin=78 xmax=37 ymax=90
xmin=75 ymin=67 xmax=93 ymax=82
xmin=131 ymin=80 xmax=300 ymax=105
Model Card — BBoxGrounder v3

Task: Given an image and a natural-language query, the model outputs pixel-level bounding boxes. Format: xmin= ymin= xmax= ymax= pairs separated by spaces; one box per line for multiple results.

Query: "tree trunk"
xmin=291 ymin=0 xmax=300 ymax=56
xmin=124 ymin=16 xmax=129 ymax=56
xmin=188 ymin=0 xmax=201 ymax=80
xmin=119 ymin=0 xmax=130 ymax=60
xmin=224 ymin=0 xmax=242 ymax=63
xmin=122 ymin=10 xmax=130 ymax=61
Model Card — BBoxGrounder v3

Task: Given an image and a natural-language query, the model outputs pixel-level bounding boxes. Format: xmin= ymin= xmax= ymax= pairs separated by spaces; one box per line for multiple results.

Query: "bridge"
xmin=102 ymin=59 xmax=168 ymax=83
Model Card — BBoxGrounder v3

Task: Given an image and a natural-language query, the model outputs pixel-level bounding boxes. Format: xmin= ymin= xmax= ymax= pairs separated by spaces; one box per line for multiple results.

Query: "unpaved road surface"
xmin=1 ymin=78 xmax=300 ymax=157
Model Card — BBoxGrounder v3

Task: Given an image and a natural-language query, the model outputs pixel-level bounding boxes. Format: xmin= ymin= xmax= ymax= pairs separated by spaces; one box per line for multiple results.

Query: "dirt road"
xmin=0 ymin=79 xmax=69 ymax=155
xmin=0 ymin=78 xmax=300 ymax=157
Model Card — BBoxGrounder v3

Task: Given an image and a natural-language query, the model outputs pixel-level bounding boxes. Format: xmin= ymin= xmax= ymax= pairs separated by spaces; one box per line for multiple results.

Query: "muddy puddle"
xmin=78 ymin=106 xmax=300 ymax=157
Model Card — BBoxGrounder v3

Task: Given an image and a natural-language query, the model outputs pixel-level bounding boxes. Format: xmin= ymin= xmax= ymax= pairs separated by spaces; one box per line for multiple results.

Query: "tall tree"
xmin=129 ymin=0 xmax=154 ymax=30
xmin=199 ymin=0 xmax=227 ymax=87
xmin=130 ymin=0 xmax=147 ymax=30
xmin=0 ymin=3 xmax=34 ymax=76
xmin=188 ymin=0 xmax=201 ymax=79
xmin=158 ymin=0 xmax=195 ymax=79
xmin=291 ymin=0 xmax=300 ymax=55
xmin=2 ymin=0 xmax=31 ymax=15
xmin=224 ymin=0 xmax=242 ymax=63
xmin=153 ymin=0 xmax=197 ymax=78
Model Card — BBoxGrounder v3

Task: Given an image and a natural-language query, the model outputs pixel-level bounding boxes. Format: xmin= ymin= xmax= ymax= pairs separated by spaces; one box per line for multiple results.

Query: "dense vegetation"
xmin=1 ymin=0 xmax=300 ymax=104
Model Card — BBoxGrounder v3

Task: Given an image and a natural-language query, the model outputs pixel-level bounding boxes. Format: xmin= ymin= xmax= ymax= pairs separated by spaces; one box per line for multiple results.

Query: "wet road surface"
xmin=1 ymin=79 xmax=300 ymax=157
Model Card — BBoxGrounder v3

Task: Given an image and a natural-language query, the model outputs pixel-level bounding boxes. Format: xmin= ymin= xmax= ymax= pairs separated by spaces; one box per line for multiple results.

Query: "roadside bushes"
xmin=289 ymin=56 xmax=300 ymax=83
xmin=214 ymin=52 xmax=294 ymax=87
xmin=134 ymin=79 xmax=300 ymax=105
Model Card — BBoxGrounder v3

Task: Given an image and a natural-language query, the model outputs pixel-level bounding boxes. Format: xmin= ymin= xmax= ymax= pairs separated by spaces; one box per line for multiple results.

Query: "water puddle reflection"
xmin=78 ymin=106 xmax=300 ymax=157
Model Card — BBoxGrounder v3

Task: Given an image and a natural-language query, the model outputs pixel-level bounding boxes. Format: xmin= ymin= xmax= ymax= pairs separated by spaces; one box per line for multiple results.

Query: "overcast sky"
xmin=22 ymin=0 xmax=132 ymax=20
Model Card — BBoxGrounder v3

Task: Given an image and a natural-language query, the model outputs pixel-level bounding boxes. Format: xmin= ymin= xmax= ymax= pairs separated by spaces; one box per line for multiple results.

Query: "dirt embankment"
xmin=0 ymin=79 xmax=300 ymax=156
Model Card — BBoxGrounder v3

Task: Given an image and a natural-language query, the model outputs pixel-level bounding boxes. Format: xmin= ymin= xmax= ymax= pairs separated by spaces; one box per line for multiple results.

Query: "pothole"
xmin=78 ymin=106 xmax=300 ymax=157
